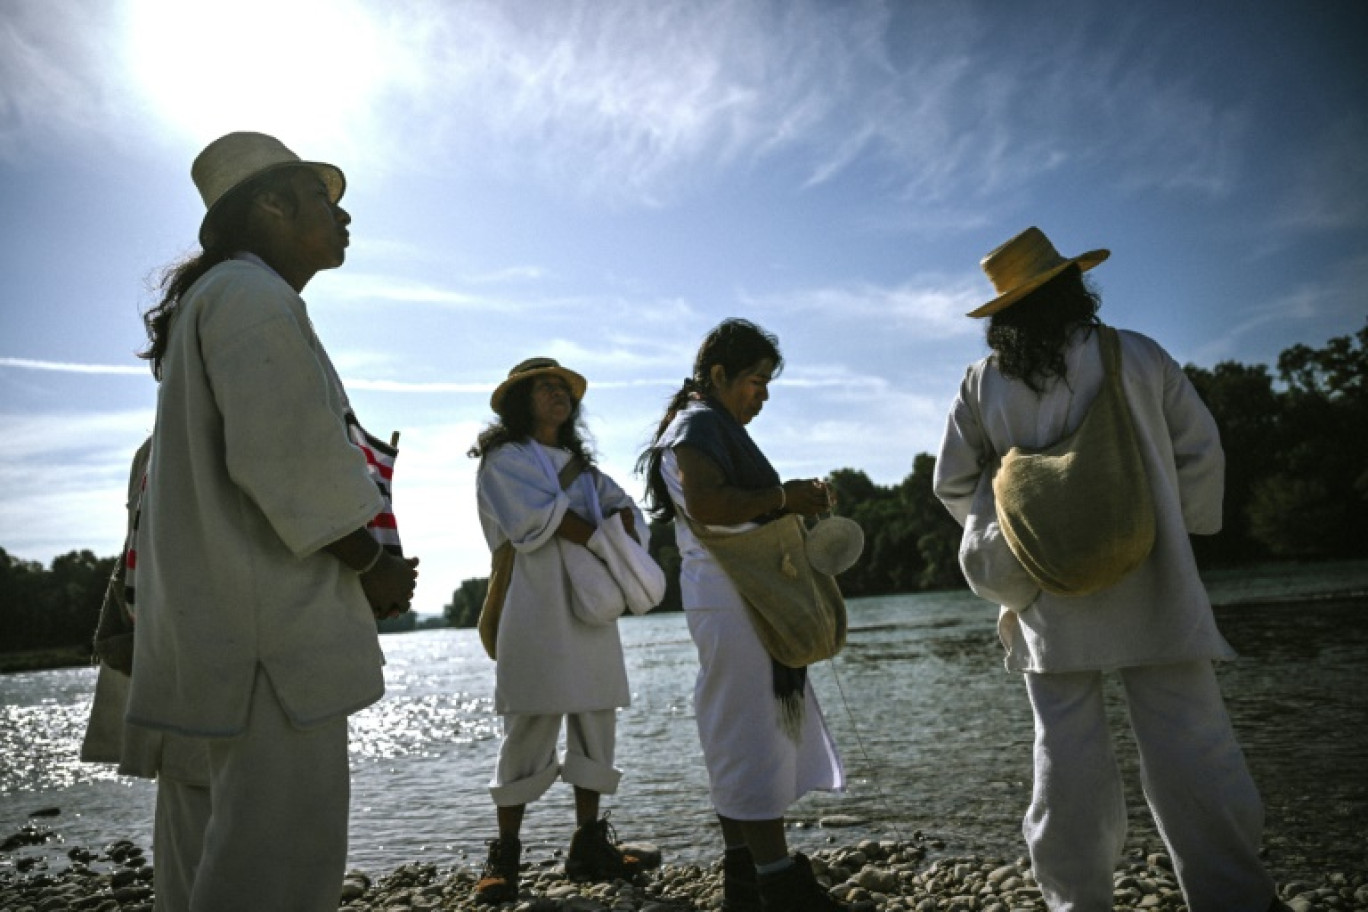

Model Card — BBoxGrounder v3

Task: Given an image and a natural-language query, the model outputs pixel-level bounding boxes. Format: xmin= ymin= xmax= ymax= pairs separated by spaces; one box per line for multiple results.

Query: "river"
xmin=2 ymin=560 xmax=1366 ymax=884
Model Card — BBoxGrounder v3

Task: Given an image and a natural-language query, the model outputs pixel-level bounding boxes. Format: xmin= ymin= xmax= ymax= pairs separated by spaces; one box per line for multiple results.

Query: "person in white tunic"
xmin=638 ymin=319 xmax=847 ymax=912
xmin=469 ymin=357 xmax=647 ymax=905
xmin=81 ymin=437 xmax=210 ymax=912
xmin=127 ymin=132 xmax=420 ymax=912
xmin=933 ymin=227 xmax=1286 ymax=912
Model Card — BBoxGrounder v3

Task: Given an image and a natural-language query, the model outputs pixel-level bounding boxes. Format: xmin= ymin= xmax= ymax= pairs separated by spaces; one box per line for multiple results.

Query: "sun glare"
xmin=124 ymin=0 xmax=387 ymax=150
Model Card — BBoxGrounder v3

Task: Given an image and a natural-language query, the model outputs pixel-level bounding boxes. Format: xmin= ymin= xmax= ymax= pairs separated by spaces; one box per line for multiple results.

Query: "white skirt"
xmin=686 ymin=600 xmax=845 ymax=820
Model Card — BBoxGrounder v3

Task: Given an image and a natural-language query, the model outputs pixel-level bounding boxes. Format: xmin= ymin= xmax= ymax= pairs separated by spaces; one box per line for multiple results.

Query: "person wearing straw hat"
xmin=468 ymin=357 xmax=650 ymax=904
xmin=933 ymin=227 xmax=1286 ymax=912
xmin=638 ymin=319 xmax=847 ymax=912
xmin=126 ymin=132 xmax=419 ymax=912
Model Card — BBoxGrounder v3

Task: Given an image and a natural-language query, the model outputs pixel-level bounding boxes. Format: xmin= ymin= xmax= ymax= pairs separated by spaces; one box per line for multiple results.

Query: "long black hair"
xmin=635 ymin=318 xmax=783 ymax=521
xmin=987 ymin=264 xmax=1102 ymax=394
xmin=139 ymin=167 xmax=303 ymax=380
xmin=467 ymin=375 xmax=596 ymax=467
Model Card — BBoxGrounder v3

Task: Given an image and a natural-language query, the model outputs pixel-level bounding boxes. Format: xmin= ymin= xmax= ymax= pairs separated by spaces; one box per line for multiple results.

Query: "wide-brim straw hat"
xmin=968 ymin=226 xmax=1109 ymax=318
xmin=806 ymin=515 xmax=865 ymax=576
xmin=191 ymin=131 xmax=346 ymax=248
xmin=490 ymin=357 xmax=588 ymax=413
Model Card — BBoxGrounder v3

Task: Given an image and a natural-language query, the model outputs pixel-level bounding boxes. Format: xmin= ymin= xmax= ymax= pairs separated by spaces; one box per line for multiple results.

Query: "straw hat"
xmin=968 ymin=226 xmax=1109 ymax=318
xmin=806 ymin=515 xmax=865 ymax=576
xmin=490 ymin=357 xmax=588 ymax=413
xmin=191 ymin=132 xmax=346 ymax=248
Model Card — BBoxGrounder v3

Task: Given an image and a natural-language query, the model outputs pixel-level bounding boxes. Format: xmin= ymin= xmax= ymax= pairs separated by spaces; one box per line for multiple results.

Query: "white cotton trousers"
xmin=153 ymin=776 xmax=210 ymax=912
xmin=1023 ymin=660 xmax=1275 ymax=912
xmin=489 ymin=710 xmax=621 ymax=806
xmin=188 ymin=668 xmax=351 ymax=912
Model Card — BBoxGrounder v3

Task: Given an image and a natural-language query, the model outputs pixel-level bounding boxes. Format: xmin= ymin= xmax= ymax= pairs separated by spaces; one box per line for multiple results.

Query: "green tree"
xmin=0 ymin=548 xmax=114 ymax=654
xmin=1184 ymin=360 xmax=1281 ymax=564
xmin=1246 ymin=319 xmax=1368 ymax=558
xmin=444 ymin=577 xmax=489 ymax=628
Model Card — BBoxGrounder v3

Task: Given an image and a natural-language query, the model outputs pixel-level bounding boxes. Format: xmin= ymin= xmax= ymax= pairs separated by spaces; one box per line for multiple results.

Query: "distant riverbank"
xmin=5 ymin=557 xmax=1367 ymax=675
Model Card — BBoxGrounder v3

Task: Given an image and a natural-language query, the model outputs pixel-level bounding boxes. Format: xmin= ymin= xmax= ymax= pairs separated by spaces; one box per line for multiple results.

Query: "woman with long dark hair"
xmin=469 ymin=357 xmax=647 ymax=904
xmin=934 ymin=227 xmax=1285 ymax=912
xmin=639 ymin=318 xmax=847 ymax=912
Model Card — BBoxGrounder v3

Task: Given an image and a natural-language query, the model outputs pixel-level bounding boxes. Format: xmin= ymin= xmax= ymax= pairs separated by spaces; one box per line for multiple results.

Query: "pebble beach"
xmin=2 ymin=829 xmax=1364 ymax=911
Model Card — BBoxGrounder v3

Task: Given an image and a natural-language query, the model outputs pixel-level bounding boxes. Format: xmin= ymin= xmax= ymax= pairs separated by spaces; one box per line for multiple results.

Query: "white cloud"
xmin=740 ymin=275 xmax=984 ymax=339
xmin=331 ymin=273 xmax=494 ymax=309
xmin=0 ymin=3 xmax=126 ymax=161
xmin=2 ymin=0 xmax=1263 ymax=208
xmin=0 ymin=409 xmax=155 ymax=563
xmin=0 ymin=358 xmax=144 ymax=375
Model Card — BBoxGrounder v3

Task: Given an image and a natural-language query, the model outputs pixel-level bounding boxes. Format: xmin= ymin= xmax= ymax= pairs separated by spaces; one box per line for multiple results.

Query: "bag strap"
xmin=557 ymin=455 xmax=585 ymax=491
xmin=530 ymin=442 xmax=599 ymax=520
xmin=1098 ymin=325 xmax=1135 ymax=417
xmin=1098 ymin=325 xmax=1121 ymax=384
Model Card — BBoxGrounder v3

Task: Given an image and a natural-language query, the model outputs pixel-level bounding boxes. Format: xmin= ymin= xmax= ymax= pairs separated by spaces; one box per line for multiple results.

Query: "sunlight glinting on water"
xmin=1 ymin=698 xmax=110 ymax=793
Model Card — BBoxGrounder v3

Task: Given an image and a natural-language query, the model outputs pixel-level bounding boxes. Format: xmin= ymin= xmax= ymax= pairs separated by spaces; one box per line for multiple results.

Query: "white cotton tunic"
xmin=128 ymin=259 xmax=386 ymax=737
xmin=662 ymin=449 xmax=845 ymax=820
xmin=934 ymin=326 xmax=1236 ymax=673
xmin=477 ymin=441 xmax=640 ymax=714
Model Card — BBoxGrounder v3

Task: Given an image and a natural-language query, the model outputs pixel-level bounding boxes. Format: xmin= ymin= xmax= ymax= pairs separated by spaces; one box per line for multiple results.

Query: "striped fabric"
xmin=121 ymin=444 xmax=151 ymax=618
xmin=346 ymin=412 xmax=403 ymax=555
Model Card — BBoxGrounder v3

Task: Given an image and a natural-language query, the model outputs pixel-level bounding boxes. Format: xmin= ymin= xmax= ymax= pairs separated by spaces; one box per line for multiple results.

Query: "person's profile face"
xmin=284 ymin=169 xmax=350 ymax=273
xmin=712 ymin=359 xmax=773 ymax=426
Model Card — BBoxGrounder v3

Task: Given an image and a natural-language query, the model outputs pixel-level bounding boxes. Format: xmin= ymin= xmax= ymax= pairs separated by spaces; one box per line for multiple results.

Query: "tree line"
xmin=2 ymin=320 xmax=1363 ymax=654
xmin=0 ymin=549 xmax=115 ymax=661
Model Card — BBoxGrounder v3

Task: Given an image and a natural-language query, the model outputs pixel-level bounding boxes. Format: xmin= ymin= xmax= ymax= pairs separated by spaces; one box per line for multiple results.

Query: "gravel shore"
xmin=3 ymin=829 xmax=1364 ymax=911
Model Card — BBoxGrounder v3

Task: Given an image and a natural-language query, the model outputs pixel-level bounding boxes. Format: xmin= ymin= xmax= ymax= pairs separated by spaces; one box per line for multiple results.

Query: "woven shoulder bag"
xmin=992 ymin=326 xmax=1156 ymax=596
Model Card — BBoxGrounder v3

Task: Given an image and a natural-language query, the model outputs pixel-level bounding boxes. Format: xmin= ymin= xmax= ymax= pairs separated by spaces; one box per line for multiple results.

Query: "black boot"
xmin=565 ymin=813 xmax=642 ymax=882
xmin=722 ymin=845 xmax=762 ymax=912
xmin=472 ymin=835 xmax=521 ymax=905
xmin=757 ymin=853 xmax=846 ymax=911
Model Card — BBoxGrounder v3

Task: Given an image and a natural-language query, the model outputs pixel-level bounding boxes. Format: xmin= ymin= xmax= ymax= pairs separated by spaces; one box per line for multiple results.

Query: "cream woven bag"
xmin=993 ymin=326 xmax=1156 ymax=596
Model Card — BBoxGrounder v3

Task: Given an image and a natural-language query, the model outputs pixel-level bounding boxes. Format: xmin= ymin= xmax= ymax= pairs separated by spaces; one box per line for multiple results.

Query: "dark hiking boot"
xmin=564 ymin=814 xmax=642 ymax=882
xmin=473 ymin=835 xmax=521 ymax=904
xmin=758 ymin=853 xmax=847 ymax=911
xmin=722 ymin=845 xmax=762 ymax=912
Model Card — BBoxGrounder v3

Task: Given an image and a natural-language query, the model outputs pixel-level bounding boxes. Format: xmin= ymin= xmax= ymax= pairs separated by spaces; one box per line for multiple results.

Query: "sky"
xmin=2 ymin=0 xmax=1365 ymax=617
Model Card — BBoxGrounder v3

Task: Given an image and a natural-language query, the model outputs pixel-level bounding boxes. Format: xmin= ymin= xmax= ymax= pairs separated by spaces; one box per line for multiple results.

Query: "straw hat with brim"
xmin=806 ymin=515 xmax=865 ymax=576
xmin=968 ymin=226 xmax=1109 ymax=318
xmin=490 ymin=357 xmax=588 ymax=413
xmin=191 ymin=131 xmax=346 ymax=249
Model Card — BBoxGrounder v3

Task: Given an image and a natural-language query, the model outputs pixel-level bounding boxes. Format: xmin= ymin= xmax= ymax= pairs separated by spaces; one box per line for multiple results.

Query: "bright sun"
xmin=124 ymin=0 xmax=388 ymax=150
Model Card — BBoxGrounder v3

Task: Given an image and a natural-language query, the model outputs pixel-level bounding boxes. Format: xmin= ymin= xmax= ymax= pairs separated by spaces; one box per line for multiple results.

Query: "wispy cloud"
xmin=0 ymin=3 xmax=127 ymax=162
xmin=740 ymin=275 xmax=984 ymax=339
xmin=0 ymin=357 xmax=145 ymax=375
xmin=1191 ymin=250 xmax=1368 ymax=365
xmin=0 ymin=408 xmax=155 ymax=561
xmin=332 ymin=273 xmax=495 ymax=309
xmin=4 ymin=0 xmax=1260 ymax=208
xmin=1275 ymin=114 xmax=1368 ymax=234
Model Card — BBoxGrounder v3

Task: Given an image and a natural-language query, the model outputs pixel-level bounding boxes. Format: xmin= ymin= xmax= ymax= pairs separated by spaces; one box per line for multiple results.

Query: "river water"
xmin=3 ymin=561 xmax=1366 ymax=884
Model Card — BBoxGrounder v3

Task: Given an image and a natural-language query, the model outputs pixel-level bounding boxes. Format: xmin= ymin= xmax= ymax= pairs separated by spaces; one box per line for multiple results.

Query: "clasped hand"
xmin=361 ymin=552 xmax=421 ymax=620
